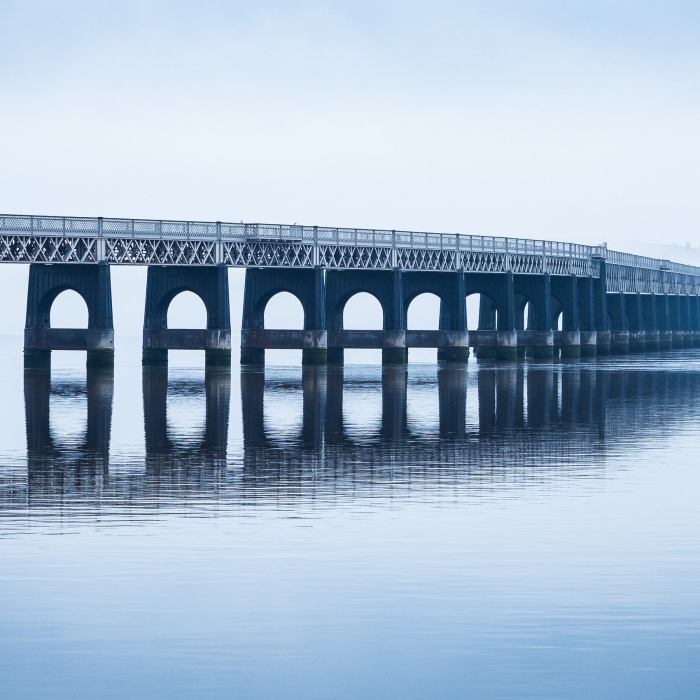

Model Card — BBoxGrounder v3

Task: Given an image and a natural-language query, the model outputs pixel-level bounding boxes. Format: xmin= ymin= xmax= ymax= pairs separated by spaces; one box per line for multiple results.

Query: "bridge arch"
xmin=326 ymin=270 xmax=397 ymax=330
xmin=241 ymin=268 xmax=323 ymax=331
xmin=401 ymin=271 xmax=465 ymax=332
xmin=144 ymin=267 xmax=230 ymax=331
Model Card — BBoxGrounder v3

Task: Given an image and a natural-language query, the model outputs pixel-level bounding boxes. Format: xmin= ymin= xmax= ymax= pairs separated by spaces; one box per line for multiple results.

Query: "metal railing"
xmin=2 ymin=214 xmax=700 ymax=276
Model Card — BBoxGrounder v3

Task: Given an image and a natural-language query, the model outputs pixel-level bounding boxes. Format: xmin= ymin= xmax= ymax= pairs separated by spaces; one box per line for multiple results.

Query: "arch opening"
xmin=50 ymin=290 xmax=89 ymax=328
xmin=406 ymin=293 xmax=441 ymax=331
xmin=466 ymin=294 xmax=480 ymax=331
xmin=343 ymin=292 xmax=383 ymax=330
xmin=555 ymin=310 xmax=563 ymax=331
xmin=264 ymin=292 xmax=304 ymax=330
xmin=167 ymin=291 xmax=208 ymax=329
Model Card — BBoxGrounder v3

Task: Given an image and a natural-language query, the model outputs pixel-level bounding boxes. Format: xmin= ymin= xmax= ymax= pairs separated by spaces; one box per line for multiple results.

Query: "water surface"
xmin=1 ymin=335 xmax=699 ymax=699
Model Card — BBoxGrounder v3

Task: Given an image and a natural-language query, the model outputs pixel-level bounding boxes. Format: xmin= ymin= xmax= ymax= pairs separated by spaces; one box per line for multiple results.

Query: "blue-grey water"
xmin=1 ymin=335 xmax=699 ymax=699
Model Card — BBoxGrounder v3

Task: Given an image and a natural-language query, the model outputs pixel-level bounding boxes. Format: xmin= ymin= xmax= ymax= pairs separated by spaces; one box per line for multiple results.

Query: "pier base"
xmin=645 ymin=331 xmax=660 ymax=352
xmin=437 ymin=347 xmax=470 ymax=363
xmin=629 ymin=331 xmax=646 ymax=353
xmin=596 ymin=331 xmax=611 ymax=356
xmin=560 ymin=331 xmax=581 ymax=359
xmin=611 ymin=331 xmax=630 ymax=354
xmin=580 ymin=331 xmax=597 ymax=357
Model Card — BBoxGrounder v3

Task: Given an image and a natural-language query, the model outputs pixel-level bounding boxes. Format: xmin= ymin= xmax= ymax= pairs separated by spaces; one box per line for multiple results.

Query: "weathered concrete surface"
xmin=25 ymin=328 xmax=114 ymax=351
xmin=611 ymin=331 xmax=630 ymax=354
xmin=596 ymin=331 xmax=611 ymax=355
xmin=558 ymin=331 xmax=581 ymax=358
xmin=471 ymin=330 xmax=518 ymax=361
xmin=629 ymin=331 xmax=646 ymax=353
xmin=517 ymin=330 xmax=554 ymax=359
xmin=144 ymin=328 xmax=231 ymax=350
xmin=645 ymin=330 xmax=660 ymax=352
xmin=580 ymin=331 xmax=597 ymax=357
xmin=659 ymin=330 xmax=673 ymax=351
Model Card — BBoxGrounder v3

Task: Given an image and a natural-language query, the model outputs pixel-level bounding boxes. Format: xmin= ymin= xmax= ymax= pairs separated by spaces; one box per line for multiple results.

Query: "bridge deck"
xmin=0 ymin=213 xmax=695 ymax=276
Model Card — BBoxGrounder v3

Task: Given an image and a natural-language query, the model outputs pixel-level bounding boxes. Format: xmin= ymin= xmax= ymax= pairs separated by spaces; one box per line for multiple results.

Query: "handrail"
xmin=2 ymin=213 xmax=700 ymax=275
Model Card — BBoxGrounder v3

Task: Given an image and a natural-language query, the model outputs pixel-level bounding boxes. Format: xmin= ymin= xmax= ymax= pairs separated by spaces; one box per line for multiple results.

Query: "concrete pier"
xmin=611 ymin=331 xmax=630 ymax=354
xmin=23 ymin=263 xmax=115 ymax=369
xmin=142 ymin=265 xmax=231 ymax=367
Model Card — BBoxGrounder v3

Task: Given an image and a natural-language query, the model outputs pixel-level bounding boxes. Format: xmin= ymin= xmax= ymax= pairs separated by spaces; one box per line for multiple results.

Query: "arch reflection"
xmin=143 ymin=366 xmax=231 ymax=458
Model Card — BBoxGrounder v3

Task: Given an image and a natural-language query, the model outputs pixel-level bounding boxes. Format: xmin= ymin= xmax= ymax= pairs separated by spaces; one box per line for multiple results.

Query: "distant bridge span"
xmin=2 ymin=213 xmax=700 ymax=366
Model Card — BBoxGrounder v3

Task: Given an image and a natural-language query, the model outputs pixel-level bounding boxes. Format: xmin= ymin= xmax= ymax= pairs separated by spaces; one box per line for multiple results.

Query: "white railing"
xmin=2 ymin=214 xmax=700 ymax=275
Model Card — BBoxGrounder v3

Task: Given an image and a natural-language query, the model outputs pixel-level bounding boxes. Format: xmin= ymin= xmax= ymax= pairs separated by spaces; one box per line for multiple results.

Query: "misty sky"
xmin=2 ymin=1 xmax=699 ymax=348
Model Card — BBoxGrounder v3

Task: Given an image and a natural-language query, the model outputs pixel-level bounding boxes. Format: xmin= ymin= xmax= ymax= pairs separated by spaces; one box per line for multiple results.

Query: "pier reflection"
xmin=24 ymin=366 xmax=114 ymax=494
xmin=15 ymin=360 xmax=700 ymax=511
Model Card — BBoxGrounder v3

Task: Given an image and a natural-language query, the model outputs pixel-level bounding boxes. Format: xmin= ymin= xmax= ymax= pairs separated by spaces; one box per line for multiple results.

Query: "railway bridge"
xmin=3 ymin=214 xmax=700 ymax=367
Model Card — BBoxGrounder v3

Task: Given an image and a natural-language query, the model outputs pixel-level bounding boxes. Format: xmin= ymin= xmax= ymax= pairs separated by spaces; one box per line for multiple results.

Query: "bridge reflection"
xmin=15 ymin=360 xmax=700 ymax=509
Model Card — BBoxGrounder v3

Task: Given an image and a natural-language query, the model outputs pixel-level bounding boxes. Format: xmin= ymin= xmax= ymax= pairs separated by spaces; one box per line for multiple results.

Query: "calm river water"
xmin=1 ymin=335 xmax=699 ymax=699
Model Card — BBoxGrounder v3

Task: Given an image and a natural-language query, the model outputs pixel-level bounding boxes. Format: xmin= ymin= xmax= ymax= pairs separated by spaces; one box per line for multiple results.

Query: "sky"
xmin=1 ymin=1 xmax=700 ymax=344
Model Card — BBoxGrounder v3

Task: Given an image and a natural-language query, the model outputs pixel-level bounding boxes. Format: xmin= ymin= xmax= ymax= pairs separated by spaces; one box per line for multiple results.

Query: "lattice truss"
xmin=460 ymin=252 xmax=507 ymax=272
xmin=606 ymin=265 xmax=700 ymax=295
xmin=0 ymin=235 xmax=98 ymax=263
xmin=105 ymin=238 xmax=216 ymax=265
xmin=395 ymin=248 xmax=456 ymax=270
xmin=319 ymin=245 xmax=393 ymax=269
xmin=225 ymin=242 xmax=313 ymax=267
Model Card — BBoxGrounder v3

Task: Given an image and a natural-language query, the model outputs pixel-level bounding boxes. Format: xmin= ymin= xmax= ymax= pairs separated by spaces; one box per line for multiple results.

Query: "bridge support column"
xmin=681 ymin=295 xmax=694 ymax=348
xmin=578 ymin=276 xmax=597 ymax=357
xmin=693 ymin=296 xmax=700 ymax=347
xmin=382 ymin=270 xmax=407 ymax=364
xmin=143 ymin=265 xmax=231 ymax=367
xmin=608 ymin=292 xmax=629 ymax=354
xmin=670 ymin=295 xmax=684 ymax=349
xmin=498 ymin=272 xmax=518 ymax=361
xmin=437 ymin=271 xmax=469 ymax=363
xmin=24 ymin=263 xmax=115 ymax=370
xmin=474 ymin=295 xmax=497 ymax=359
xmin=658 ymin=295 xmax=673 ymax=350
xmin=641 ymin=294 xmax=659 ymax=351
xmin=594 ymin=260 xmax=611 ymax=355
xmin=628 ymin=293 xmax=646 ymax=353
